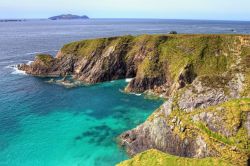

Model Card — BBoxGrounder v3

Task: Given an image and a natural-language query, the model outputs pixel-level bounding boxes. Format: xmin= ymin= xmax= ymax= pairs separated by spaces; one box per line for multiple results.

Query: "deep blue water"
xmin=0 ymin=19 xmax=250 ymax=166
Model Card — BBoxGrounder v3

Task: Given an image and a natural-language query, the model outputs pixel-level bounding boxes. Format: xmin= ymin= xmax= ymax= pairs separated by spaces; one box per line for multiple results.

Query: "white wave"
xmin=12 ymin=69 xmax=27 ymax=75
xmin=125 ymin=78 xmax=133 ymax=82
xmin=119 ymin=88 xmax=142 ymax=96
xmin=5 ymin=64 xmax=27 ymax=75
xmin=45 ymin=78 xmax=55 ymax=84
xmin=5 ymin=59 xmax=34 ymax=75
xmin=129 ymin=92 xmax=142 ymax=96
xmin=9 ymin=65 xmax=27 ymax=75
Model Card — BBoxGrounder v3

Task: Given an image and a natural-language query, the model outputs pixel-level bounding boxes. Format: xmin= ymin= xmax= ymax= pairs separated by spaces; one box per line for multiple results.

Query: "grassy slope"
xmin=158 ymin=35 xmax=236 ymax=81
xmin=35 ymin=54 xmax=54 ymax=66
xmin=117 ymin=149 xmax=232 ymax=166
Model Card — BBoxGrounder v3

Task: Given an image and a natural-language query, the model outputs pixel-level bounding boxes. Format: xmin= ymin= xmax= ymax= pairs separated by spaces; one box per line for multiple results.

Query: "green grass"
xmin=117 ymin=149 xmax=232 ymax=166
xmin=61 ymin=38 xmax=110 ymax=58
xmin=196 ymin=123 xmax=234 ymax=145
xmin=61 ymin=35 xmax=134 ymax=59
xmin=158 ymin=35 xmax=236 ymax=82
xmin=240 ymin=47 xmax=250 ymax=96
xmin=35 ymin=54 xmax=54 ymax=66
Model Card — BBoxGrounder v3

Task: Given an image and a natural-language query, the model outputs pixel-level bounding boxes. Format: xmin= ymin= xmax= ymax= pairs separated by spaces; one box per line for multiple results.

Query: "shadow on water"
xmin=74 ymin=124 xmax=120 ymax=147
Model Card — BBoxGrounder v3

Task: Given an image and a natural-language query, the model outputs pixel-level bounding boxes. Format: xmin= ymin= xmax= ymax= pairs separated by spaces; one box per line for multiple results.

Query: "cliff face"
xmin=18 ymin=34 xmax=250 ymax=165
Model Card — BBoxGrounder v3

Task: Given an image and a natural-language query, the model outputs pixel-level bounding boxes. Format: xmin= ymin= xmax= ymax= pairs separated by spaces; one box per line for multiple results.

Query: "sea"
xmin=0 ymin=19 xmax=250 ymax=166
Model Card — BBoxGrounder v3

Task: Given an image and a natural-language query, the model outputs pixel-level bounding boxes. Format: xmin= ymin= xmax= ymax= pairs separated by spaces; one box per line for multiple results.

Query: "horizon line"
xmin=1 ymin=17 xmax=250 ymax=22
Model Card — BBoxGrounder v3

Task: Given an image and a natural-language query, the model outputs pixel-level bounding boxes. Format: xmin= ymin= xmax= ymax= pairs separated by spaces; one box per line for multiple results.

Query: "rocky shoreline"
xmin=18 ymin=34 xmax=250 ymax=165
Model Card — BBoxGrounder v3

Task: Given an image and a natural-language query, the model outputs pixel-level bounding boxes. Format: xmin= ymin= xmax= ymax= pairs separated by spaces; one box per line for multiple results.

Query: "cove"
xmin=0 ymin=78 xmax=163 ymax=166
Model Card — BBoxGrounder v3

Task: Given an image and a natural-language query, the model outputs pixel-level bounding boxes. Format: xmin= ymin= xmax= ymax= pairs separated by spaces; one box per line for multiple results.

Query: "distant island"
xmin=49 ymin=14 xmax=89 ymax=20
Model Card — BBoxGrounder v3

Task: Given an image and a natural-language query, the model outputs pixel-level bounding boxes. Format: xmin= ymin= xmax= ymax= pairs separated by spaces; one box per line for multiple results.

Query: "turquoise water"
xmin=0 ymin=77 xmax=163 ymax=166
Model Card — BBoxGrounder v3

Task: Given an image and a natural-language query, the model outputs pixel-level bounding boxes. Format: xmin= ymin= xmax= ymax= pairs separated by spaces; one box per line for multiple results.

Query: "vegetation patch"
xmin=35 ymin=54 xmax=54 ymax=66
xmin=117 ymin=149 xmax=232 ymax=166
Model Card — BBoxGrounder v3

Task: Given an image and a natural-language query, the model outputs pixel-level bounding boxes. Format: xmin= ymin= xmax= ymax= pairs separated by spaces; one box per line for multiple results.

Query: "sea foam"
xmin=6 ymin=65 xmax=27 ymax=75
xmin=125 ymin=78 xmax=133 ymax=82
xmin=6 ymin=60 xmax=33 ymax=75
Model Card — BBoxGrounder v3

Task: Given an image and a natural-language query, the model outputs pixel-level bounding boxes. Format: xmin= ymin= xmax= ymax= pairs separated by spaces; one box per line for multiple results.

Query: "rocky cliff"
xmin=18 ymin=34 xmax=250 ymax=165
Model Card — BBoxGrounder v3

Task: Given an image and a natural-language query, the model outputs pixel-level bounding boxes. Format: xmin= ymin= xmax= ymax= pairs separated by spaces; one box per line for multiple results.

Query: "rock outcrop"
xmin=18 ymin=34 xmax=250 ymax=165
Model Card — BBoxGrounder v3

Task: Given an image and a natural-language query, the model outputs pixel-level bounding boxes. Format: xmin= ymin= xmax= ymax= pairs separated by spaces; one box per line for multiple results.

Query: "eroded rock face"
xmin=125 ymin=77 xmax=166 ymax=93
xmin=177 ymin=64 xmax=197 ymax=89
xmin=177 ymin=78 xmax=229 ymax=112
xmin=18 ymin=36 xmax=143 ymax=84
xmin=119 ymin=90 xmax=219 ymax=158
xmin=18 ymin=55 xmax=65 ymax=77
xmin=119 ymin=111 xmax=217 ymax=158
xmin=192 ymin=111 xmax=238 ymax=137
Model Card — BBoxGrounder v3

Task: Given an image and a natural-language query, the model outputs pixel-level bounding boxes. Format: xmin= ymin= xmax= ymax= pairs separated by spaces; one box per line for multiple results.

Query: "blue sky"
xmin=0 ymin=0 xmax=249 ymax=21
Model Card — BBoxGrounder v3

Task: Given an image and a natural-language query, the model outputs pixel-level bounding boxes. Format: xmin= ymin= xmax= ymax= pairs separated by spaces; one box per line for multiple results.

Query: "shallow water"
xmin=0 ymin=77 xmax=162 ymax=166
xmin=0 ymin=19 xmax=250 ymax=166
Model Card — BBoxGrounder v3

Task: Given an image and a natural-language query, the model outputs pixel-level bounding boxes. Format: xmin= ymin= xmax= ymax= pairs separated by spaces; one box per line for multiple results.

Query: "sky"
xmin=0 ymin=0 xmax=249 ymax=21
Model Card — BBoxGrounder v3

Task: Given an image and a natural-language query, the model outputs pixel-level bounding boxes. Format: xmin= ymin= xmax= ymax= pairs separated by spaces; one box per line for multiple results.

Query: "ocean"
xmin=0 ymin=19 xmax=250 ymax=166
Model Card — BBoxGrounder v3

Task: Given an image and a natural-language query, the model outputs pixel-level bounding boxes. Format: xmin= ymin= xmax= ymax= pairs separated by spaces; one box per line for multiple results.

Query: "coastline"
xmin=18 ymin=34 xmax=250 ymax=165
